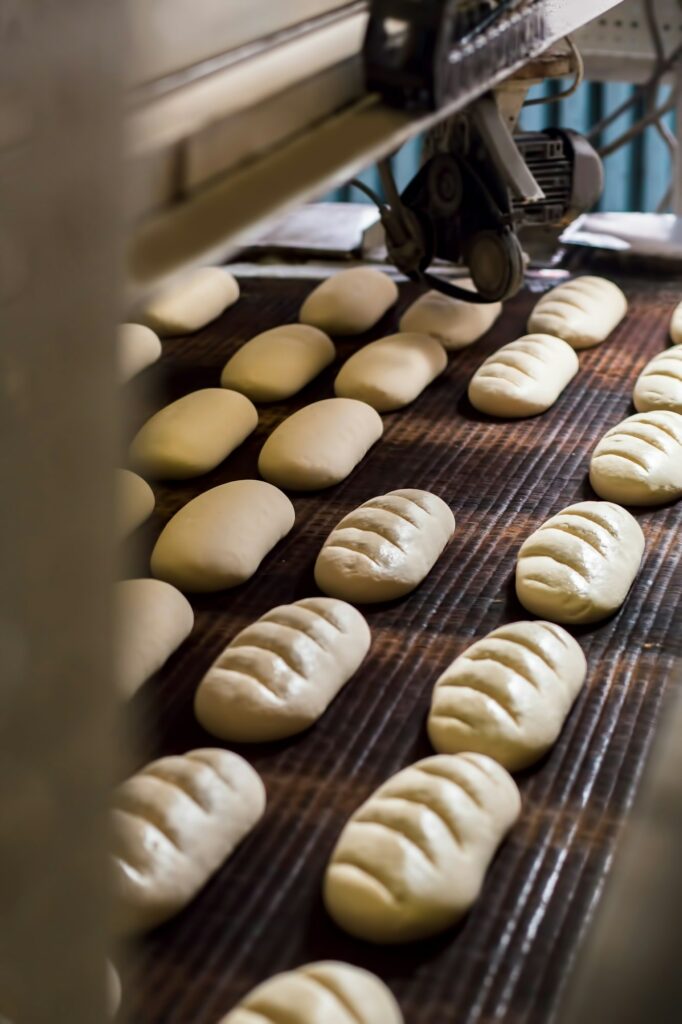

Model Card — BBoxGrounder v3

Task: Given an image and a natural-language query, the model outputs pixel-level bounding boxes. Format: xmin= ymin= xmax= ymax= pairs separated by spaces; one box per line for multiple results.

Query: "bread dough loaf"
xmin=116 ymin=578 xmax=194 ymax=699
xmin=516 ymin=500 xmax=644 ymax=624
xmin=220 ymin=324 xmax=335 ymax=402
xmin=118 ymin=323 xmax=162 ymax=382
xmin=151 ymin=480 xmax=295 ymax=592
xmin=428 ymin=621 xmax=586 ymax=771
xmin=324 ymin=752 xmax=520 ymax=943
xmin=218 ymin=961 xmax=403 ymax=1024
xmin=118 ymin=469 xmax=155 ymax=538
xmin=527 ymin=276 xmax=627 ymax=349
xmin=590 ymin=410 xmax=682 ymax=506
xmin=112 ymin=748 xmax=265 ymax=933
xmin=299 ymin=267 xmax=398 ymax=335
xmin=399 ymin=283 xmax=502 ymax=350
xmin=670 ymin=301 xmax=682 ymax=344
xmin=468 ymin=334 xmax=578 ymax=418
xmin=143 ymin=267 xmax=239 ymax=335
xmin=315 ymin=489 xmax=455 ymax=603
xmin=334 ymin=332 xmax=447 ymax=412
xmin=633 ymin=346 xmax=682 ymax=413
xmin=195 ymin=597 xmax=370 ymax=742
xmin=258 ymin=398 xmax=383 ymax=491
xmin=130 ymin=388 xmax=258 ymax=479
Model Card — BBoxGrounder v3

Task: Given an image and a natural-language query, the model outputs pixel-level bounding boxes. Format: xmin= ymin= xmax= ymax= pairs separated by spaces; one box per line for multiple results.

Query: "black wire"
xmin=348 ymin=178 xmax=384 ymax=208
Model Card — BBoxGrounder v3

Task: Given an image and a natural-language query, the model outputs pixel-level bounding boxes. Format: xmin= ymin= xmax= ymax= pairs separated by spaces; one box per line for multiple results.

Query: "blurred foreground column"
xmin=0 ymin=1 xmax=123 ymax=1021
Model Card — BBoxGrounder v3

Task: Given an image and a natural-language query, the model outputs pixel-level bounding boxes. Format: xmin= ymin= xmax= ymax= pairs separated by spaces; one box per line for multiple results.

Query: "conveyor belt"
xmin=121 ymin=264 xmax=682 ymax=1024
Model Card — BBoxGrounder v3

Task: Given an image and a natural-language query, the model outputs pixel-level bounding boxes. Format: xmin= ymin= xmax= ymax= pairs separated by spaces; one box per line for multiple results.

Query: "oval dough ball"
xmin=118 ymin=323 xmax=162 ymax=383
xmin=218 ymin=961 xmax=403 ymax=1024
xmin=143 ymin=267 xmax=239 ymax=335
xmin=633 ymin=346 xmax=682 ymax=413
xmin=129 ymin=388 xmax=258 ymax=480
xmin=468 ymin=334 xmax=578 ymax=418
xmin=516 ymin=500 xmax=644 ymax=625
xmin=299 ymin=267 xmax=398 ymax=335
xmin=527 ymin=276 xmax=627 ymax=349
xmin=220 ymin=324 xmax=335 ymax=402
xmin=117 ymin=469 xmax=155 ymax=538
xmin=334 ymin=332 xmax=447 ymax=412
xmin=670 ymin=300 xmax=682 ymax=344
xmin=399 ymin=283 xmax=502 ymax=350
xmin=195 ymin=597 xmax=370 ymax=742
xmin=428 ymin=621 xmax=586 ymax=771
xmin=116 ymin=578 xmax=194 ymax=699
xmin=315 ymin=489 xmax=455 ymax=603
xmin=150 ymin=480 xmax=295 ymax=592
xmin=324 ymin=752 xmax=520 ymax=943
xmin=111 ymin=748 xmax=265 ymax=933
xmin=590 ymin=410 xmax=682 ymax=506
xmin=258 ymin=398 xmax=383 ymax=491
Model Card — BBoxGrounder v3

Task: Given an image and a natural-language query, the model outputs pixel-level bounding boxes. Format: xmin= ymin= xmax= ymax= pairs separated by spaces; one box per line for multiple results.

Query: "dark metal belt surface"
xmin=121 ymin=263 xmax=682 ymax=1024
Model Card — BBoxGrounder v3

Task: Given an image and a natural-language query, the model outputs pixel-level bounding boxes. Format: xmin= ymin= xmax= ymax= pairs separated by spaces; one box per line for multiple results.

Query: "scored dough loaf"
xmin=150 ymin=480 xmax=295 ymax=592
xmin=129 ymin=388 xmax=258 ymax=479
xmin=258 ymin=398 xmax=383 ymax=491
xmin=117 ymin=468 xmax=155 ymax=538
xmin=143 ymin=267 xmax=239 ymax=335
xmin=633 ymin=346 xmax=682 ymax=413
xmin=527 ymin=276 xmax=627 ymax=349
xmin=220 ymin=324 xmax=335 ymax=402
xmin=670 ymin=300 xmax=682 ymax=344
xmin=116 ymin=578 xmax=194 ymax=699
xmin=118 ymin=323 xmax=162 ymax=383
xmin=324 ymin=752 xmax=520 ymax=943
xmin=516 ymin=500 xmax=644 ymax=624
xmin=111 ymin=748 xmax=265 ymax=933
xmin=428 ymin=621 xmax=586 ymax=771
xmin=468 ymin=334 xmax=578 ymax=418
xmin=299 ymin=267 xmax=398 ymax=335
xmin=315 ymin=489 xmax=455 ymax=603
xmin=218 ymin=961 xmax=403 ymax=1024
xmin=195 ymin=597 xmax=371 ymax=742
xmin=590 ymin=410 xmax=682 ymax=506
xmin=334 ymin=332 xmax=447 ymax=412
xmin=399 ymin=282 xmax=502 ymax=350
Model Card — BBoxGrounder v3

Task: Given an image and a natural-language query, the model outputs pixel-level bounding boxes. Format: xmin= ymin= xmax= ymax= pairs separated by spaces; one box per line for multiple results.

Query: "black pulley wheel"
xmin=467 ymin=228 xmax=525 ymax=301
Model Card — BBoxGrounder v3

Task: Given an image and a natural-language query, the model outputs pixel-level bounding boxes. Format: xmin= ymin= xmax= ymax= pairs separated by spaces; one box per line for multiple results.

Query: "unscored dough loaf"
xmin=299 ymin=267 xmax=398 ymax=335
xmin=129 ymin=388 xmax=258 ymax=479
xmin=589 ymin=410 xmax=682 ymax=505
xmin=428 ymin=621 xmax=586 ymax=771
xmin=143 ymin=267 xmax=239 ymax=335
xmin=118 ymin=469 xmax=155 ymax=538
xmin=150 ymin=480 xmax=295 ymax=592
xmin=670 ymin=300 xmax=682 ymax=344
xmin=118 ymin=323 xmax=162 ymax=383
xmin=218 ymin=961 xmax=403 ymax=1024
xmin=334 ymin=332 xmax=447 ymax=412
xmin=116 ymin=578 xmax=194 ymax=699
xmin=111 ymin=748 xmax=265 ymax=933
xmin=258 ymin=398 xmax=383 ymax=491
xmin=468 ymin=334 xmax=578 ymax=418
xmin=315 ymin=489 xmax=455 ymax=602
xmin=633 ymin=346 xmax=682 ymax=413
xmin=195 ymin=597 xmax=370 ymax=742
xmin=324 ymin=752 xmax=520 ymax=943
xmin=399 ymin=282 xmax=502 ymax=350
xmin=516 ymin=500 xmax=644 ymax=624
xmin=527 ymin=276 xmax=627 ymax=349
xmin=220 ymin=324 xmax=335 ymax=402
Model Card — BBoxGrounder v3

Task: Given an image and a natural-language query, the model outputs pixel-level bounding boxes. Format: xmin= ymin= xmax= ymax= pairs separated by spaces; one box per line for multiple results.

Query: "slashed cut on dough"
xmin=315 ymin=489 xmax=455 ymax=603
xmin=324 ymin=753 xmax=520 ymax=943
xmin=428 ymin=621 xmax=586 ymax=771
xmin=468 ymin=334 xmax=578 ymax=418
xmin=399 ymin=282 xmax=502 ymax=350
xmin=590 ymin=410 xmax=682 ymax=505
xmin=633 ymin=345 xmax=682 ymax=414
xmin=527 ymin=276 xmax=627 ymax=349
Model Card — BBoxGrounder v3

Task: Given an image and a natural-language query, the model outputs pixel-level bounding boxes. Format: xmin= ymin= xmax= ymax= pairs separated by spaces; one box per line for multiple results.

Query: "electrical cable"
xmin=587 ymin=42 xmax=682 ymax=140
xmin=523 ymin=35 xmax=584 ymax=107
xmin=348 ymin=178 xmax=385 ymax=208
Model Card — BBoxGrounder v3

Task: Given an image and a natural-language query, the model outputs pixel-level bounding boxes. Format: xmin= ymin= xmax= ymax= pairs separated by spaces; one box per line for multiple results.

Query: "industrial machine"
xmin=2 ymin=2 xmax=681 ymax=1022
